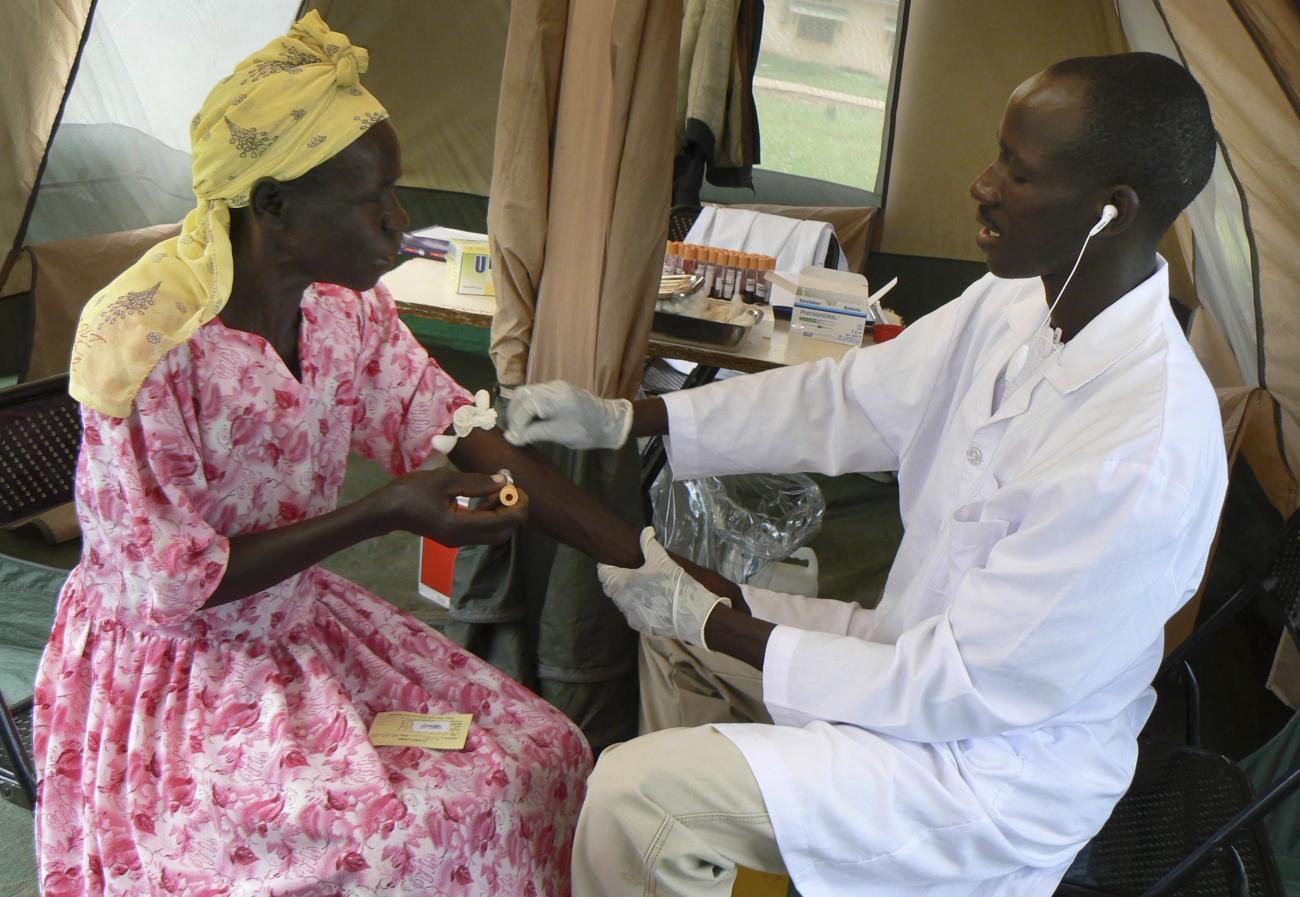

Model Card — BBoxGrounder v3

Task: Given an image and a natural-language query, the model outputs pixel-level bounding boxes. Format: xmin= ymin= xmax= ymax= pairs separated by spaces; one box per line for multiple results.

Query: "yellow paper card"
xmin=368 ymin=712 xmax=473 ymax=750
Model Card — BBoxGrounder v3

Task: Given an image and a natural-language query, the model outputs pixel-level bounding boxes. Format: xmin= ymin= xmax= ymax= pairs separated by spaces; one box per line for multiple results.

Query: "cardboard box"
xmin=770 ymin=267 xmax=873 ymax=347
xmin=445 ymin=238 xmax=495 ymax=296
xmin=418 ymin=536 xmax=458 ymax=609
xmin=791 ymin=302 xmax=870 ymax=347
xmin=417 ymin=491 xmax=471 ymax=609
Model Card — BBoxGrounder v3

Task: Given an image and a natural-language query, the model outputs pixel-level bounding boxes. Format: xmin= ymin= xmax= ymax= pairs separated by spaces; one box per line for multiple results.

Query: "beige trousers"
xmin=571 ymin=637 xmax=786 ymax=896
xmin=637 ymin=634 xmax=773 ymax=733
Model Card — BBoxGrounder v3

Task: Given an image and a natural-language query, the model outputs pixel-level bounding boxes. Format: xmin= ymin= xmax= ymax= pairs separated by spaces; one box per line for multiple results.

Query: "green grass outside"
xmin=755 ymin=51 xmax=888 ymax=100
xmin=754 ymin=91 xmax=885 ymax=192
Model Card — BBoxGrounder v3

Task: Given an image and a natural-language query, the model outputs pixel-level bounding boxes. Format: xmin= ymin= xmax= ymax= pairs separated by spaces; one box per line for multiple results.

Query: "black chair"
xmin=0 ymin=373 xmax=83 ymax=812
xmin=0 ymin=692 xmax=36 ymax=810
xmin=668 ymin=205 xmax=702 ymax=243
xmin=0 ymin=373 xmax=82 ymax=529
xmin=1057 ymin=509 xmax=1300 ymax=897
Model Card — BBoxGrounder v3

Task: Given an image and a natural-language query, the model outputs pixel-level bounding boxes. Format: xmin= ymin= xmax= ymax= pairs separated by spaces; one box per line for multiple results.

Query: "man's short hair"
xmin=1048 ymin=52 xmax=1216 ymax=233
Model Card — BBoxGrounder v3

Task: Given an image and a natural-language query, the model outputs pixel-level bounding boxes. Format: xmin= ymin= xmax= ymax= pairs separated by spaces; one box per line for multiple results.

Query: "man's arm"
xmin=629 ymin=396 xmax=669 ymax=439
xmin=703 ymin=607 xmax=776 ymax=670
xmin=509 ymin=357 xmax=907 ymax=482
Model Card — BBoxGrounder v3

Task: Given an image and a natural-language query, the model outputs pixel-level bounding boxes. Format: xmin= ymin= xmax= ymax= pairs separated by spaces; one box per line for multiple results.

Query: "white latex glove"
xmin=597 ymin=527 xmax=731 ymax=648
xmin=504 ymin=380 xmax=633 ymax=450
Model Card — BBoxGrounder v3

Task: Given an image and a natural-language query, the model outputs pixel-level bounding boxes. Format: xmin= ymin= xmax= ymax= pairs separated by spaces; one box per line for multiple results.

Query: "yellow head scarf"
xmin=69 ymin=11 xmax=389 ymax=417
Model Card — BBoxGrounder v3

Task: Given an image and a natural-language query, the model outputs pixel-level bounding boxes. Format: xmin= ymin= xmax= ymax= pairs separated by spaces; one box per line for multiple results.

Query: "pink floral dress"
xmin=32 ymin=282 xmax=592 ymax=897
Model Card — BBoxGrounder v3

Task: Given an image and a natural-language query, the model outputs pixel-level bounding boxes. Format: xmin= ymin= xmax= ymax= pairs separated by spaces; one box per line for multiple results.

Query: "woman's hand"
xmin=371 ymin=468 xmax=527 ymax=546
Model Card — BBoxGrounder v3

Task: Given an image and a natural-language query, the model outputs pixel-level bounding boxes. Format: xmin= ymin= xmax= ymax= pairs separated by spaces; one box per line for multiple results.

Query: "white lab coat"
xmin=661 ymin=260 xmax=1227 ymax=897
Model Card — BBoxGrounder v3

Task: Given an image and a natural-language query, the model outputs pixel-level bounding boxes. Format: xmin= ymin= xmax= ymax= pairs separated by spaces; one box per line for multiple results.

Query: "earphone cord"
xmin=1036 ymin=226 xmax=1100 ymax=336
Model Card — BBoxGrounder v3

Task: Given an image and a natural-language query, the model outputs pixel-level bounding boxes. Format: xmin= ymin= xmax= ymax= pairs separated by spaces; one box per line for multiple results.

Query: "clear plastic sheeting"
xmin=651 ymin=465 xmax=824 ymax=584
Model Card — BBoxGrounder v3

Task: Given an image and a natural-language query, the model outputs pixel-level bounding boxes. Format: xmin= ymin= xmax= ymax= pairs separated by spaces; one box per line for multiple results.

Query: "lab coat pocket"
xmin=955 ymin=737 xmax=1026 ymax=812
xmin=928 ymin=499 xmax=1010 ymax=596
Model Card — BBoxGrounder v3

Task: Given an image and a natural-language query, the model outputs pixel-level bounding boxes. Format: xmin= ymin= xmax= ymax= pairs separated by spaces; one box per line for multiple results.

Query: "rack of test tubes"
xmin=663 ymin=242 xmax=776 ymax=306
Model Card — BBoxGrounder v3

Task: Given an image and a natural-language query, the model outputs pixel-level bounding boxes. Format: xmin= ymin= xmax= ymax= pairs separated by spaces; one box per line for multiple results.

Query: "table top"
xmin=380 ymin=257 xmax=854 ymax=374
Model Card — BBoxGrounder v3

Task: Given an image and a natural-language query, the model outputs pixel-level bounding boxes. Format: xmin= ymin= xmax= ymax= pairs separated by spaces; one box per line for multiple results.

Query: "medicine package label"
xmin=368 ymin=711 xmax=473 ymax=750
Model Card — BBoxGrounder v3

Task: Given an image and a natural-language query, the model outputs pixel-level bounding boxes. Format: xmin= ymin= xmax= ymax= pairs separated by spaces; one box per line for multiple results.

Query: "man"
xmin=508 ymin=53 xmax=1226 ymax=896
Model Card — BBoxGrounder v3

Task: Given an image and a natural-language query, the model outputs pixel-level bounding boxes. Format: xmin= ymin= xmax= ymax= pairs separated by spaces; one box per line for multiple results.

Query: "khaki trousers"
xmin=571 ymin=637 xmax=786 ymax=897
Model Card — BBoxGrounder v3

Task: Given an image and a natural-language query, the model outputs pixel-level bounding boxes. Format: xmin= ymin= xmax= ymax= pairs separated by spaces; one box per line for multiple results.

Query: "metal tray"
xmin=651 ymin=303 xmax=763 ymax=349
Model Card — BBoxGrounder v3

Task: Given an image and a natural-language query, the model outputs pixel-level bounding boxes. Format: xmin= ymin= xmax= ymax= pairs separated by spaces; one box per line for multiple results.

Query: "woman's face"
xmin=277 ymin=120 xmax=410 ymax=291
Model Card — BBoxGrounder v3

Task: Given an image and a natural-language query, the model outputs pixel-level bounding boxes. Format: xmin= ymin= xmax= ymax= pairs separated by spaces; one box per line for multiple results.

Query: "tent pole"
xmin=873 ymin=0 xmax=912 ymax=253
xmin=1 ymin=0 xmax=100 ymax=290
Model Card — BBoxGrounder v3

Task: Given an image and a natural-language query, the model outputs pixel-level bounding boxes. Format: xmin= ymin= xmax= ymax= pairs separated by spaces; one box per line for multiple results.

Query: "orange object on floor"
xmin=418 ymin=537 xmax=458 ymax=609
xmin=733 ymin=867 xmax=790 ymax=896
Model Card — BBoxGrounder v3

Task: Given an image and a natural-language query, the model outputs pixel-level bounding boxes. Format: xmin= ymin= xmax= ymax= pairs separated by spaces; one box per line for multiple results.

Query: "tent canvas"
xmin=4 ymin=0 xmax=1295 ymax=511
xmin=1 ymin=2 xmax=1297 ymax=687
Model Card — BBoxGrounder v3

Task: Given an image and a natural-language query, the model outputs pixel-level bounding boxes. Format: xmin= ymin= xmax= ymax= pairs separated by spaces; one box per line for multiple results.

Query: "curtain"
xmin=456 ymin=0 xmax=682 ymax=752
xmin=488 ymin=0 xmax=682 ymax=399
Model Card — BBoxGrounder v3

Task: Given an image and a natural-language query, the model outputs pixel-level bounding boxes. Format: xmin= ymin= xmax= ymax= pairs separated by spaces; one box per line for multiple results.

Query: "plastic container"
xmin=747 ymin=547 xmax=819 ymax=596
xmin=872 ymin=323 xmax=904 ymax=343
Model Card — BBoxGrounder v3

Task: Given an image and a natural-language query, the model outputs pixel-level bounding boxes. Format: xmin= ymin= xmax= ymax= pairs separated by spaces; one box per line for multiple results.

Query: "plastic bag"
xmin=650 ymin=465 xmax=825 ymax=584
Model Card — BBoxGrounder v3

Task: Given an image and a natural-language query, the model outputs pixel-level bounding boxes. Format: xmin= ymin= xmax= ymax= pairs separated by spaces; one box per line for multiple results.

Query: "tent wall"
xmin=394 ymin=187 xmax=489 ymax=235
xmin=1117 ymin=0 xmax=1298 ymax=515
xmin=303 ymin=0 xmax=508 ymax=201
xmin=1158 ymin=0 xmax=1299 ymax=513
xmin=878 ymin=0 xmax=1126 ymax=262
xmin=21 ymin=1 xmax=299 ymax=247
xmin=0 ymin=0 xmax=94 ymax=279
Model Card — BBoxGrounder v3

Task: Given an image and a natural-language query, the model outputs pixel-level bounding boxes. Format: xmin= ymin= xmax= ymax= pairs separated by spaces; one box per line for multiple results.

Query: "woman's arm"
xmin=203 ymin=468 xmax=523 ymax=608
xmin=450 ymin=428 xmax=641 ymax=568
xmin=448 ymin=426 xmax=745 ymax=607
xmin=208 ymin=391 xmax=707 ymax=610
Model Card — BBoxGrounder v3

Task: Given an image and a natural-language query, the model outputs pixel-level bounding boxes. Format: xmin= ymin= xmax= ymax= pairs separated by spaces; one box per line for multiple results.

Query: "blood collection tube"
xmin=754 ymin=256 xmax=773 ymax=305
xmin=722 ymin=249 xmax=743 ymax=299
xmin=495 ymin=468 xmax=520 ymax=507
xmin=710 ymin=248 xmax=726 ymax=298
xmin=701 ymin=247 xmax=718 ymax=293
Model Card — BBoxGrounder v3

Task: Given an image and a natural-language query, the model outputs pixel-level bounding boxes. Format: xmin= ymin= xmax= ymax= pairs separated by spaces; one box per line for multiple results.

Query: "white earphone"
xmin=1006 ymin=203 xmax=1118 ymax=378
xmin=1089 ymin=203 xmax=1119 ymax=236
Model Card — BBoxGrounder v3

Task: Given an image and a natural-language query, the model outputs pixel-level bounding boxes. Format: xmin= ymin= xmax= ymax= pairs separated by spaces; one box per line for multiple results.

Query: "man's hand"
xmin=597 ymin=527 xmax=731 ymax=647
xmin=504 ymin=380 xmax=633 ymax=450
xmin=372 ymin=468 xmax=527 ymax=546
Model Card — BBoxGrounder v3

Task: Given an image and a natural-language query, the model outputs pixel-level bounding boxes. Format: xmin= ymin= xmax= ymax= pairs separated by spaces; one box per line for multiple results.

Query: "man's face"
xmin=969 ymin=73 xmax=1102 ymax=280
xmin=281 ymin=120 xmax=410 ymax=291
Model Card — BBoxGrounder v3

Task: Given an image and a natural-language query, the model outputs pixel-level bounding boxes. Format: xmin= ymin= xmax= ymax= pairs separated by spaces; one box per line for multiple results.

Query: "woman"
xmin=34 ymin=13 xmax=642 ymax=896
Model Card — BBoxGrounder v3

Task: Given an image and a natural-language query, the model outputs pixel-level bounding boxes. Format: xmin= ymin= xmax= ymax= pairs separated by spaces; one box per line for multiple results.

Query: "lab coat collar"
xmin=978 ymin=283 xmax=1051 ymax=425
xmin=1044 ymin=257 xmax=1169 ymax=395
xmin=1000 ymin=283 xmax=1051 ymax=349
xmin=997 ymin=258 xmax=1169 ymax=398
